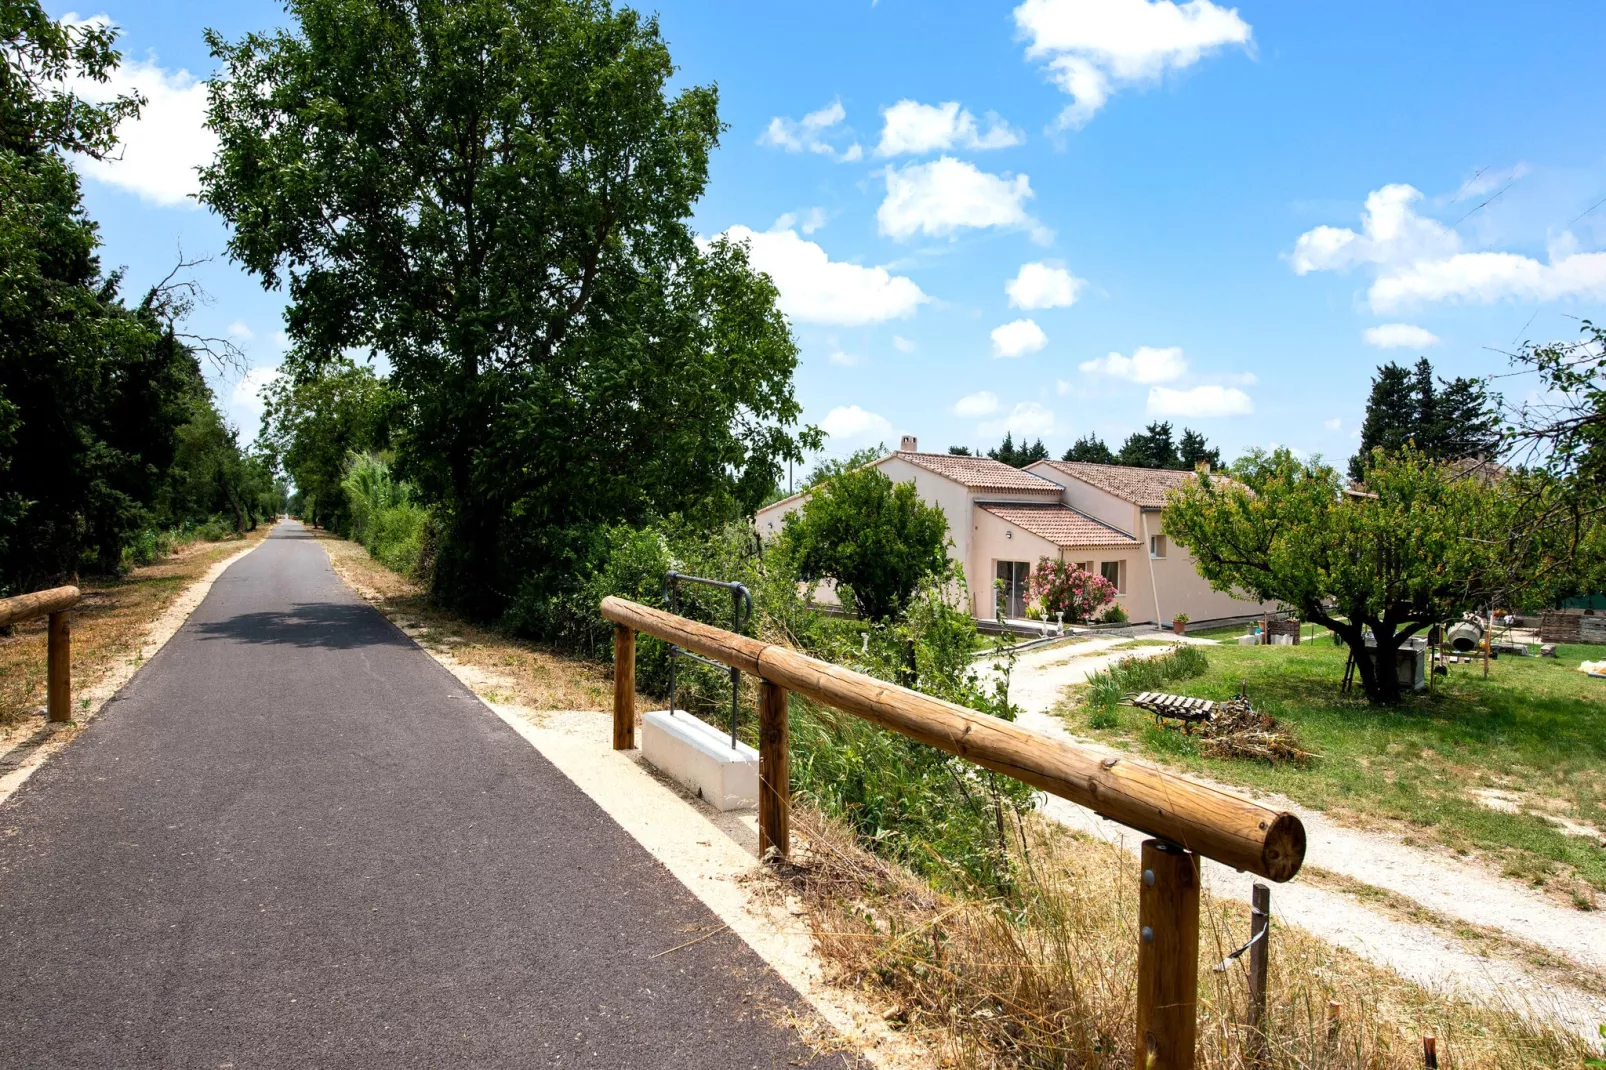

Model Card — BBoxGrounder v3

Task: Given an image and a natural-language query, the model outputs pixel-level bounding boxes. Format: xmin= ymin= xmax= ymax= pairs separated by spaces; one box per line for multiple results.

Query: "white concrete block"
xmin=1237 ymin=633 xmax=1261 ymax=646
xmin=641 ymin=709 xmax=759 ymax=811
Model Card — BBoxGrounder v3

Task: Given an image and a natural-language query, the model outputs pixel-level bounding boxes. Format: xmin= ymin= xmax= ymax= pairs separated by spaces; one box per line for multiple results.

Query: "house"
xmin=753 ymin=437 xmax=1269 ymax=624
xmin=1024 ymin=459 xmax=1270 ymax=625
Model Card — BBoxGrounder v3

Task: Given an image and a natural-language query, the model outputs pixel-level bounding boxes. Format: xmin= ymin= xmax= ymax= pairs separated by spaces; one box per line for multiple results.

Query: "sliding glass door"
xmin=995 ymin=560 xmax=1031 ymax=619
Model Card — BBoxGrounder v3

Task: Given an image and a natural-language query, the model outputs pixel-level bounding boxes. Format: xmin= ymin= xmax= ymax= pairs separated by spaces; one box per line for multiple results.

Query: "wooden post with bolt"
xmin=1247 ymin=882 xmax=1271 ymax=1068
xmin=47 ymin=610 xmax=72 ymax=723
xmin=758 ymin=679 xmax=790 ymax=860
xmin=1136 ymin=839 xmax=1200 ymax=1070
xmin=612 ymin=625 xmax=635 ymax=750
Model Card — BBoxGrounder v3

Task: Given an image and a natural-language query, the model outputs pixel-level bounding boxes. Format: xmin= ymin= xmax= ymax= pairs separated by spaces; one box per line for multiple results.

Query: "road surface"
xmin=0 ymin=522 xmax=840 ymax=1068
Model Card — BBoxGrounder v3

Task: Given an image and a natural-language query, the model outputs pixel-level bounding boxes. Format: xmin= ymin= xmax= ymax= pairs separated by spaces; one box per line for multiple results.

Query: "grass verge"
xmin=1 ymin=527 xmax=270 ymax=733
xmin=1059 ymin=635 xmax=1606 ymax=903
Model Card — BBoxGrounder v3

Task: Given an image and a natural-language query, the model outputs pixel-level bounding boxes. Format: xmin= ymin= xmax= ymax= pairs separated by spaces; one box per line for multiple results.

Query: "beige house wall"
xmin=1144 ymin=510 xmax=1276 ymax=624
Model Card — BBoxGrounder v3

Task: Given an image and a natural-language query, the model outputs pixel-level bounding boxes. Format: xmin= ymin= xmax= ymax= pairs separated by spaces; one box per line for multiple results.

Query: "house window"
xmin=996 ymin=560 xmax=1031 ymax=619
xmin=1076 ymin=561 xmax=1093 ymax=574
xmin=1100 ymin=560 xmax=1124 ymax=594
xmin=1150 ymin=535 xmax=1167 ymax=559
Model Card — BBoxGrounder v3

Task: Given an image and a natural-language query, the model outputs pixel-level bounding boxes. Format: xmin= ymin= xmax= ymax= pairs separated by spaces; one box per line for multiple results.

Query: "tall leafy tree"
xmin=202 ymin=0 xmax=816 ymax=616
xmin=1062 ymin=433 xmax=1114 ymax=464
xmin=1 ymin=4 xmax=246 ymax=589
xmin=1164 ymin=448 xmax=1560 ymax=703
xmin=1116 ymin=421 xmax=1182 ymax=469
xmin=779 ymin=467 xmax=950 ymax=622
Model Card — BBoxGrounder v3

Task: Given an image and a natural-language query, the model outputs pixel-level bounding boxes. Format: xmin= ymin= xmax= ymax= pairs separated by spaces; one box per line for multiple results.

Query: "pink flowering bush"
xmin=1028 ymin=558 xmax=1117 ymax=623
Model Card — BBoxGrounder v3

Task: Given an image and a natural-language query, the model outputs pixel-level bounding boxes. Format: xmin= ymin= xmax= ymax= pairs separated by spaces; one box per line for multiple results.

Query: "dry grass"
xmin=783 ymin=808 xmax=1597 ymax=1069
xmin=311 ymin=528 xmax=639 ymax=713
xmin=0 ymin=529 xmax=271 ymax=735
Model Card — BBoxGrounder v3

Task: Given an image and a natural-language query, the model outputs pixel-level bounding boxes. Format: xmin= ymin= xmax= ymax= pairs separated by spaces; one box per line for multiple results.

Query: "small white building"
xmin=753 ymin=437 xmax=1270 ymax=625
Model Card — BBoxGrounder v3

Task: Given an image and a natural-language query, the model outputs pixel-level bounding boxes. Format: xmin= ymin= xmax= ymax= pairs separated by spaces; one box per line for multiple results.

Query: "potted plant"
xmin=1172 ymin=613 xmax=1190 ymax=636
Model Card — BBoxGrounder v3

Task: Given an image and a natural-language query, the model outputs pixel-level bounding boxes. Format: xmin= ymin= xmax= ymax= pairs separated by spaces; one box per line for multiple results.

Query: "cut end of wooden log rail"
xmin=0 ymin=585 xmax=81 ymax=629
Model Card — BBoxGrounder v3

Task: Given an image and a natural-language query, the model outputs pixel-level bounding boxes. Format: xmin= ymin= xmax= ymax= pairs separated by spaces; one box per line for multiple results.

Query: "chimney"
xmin=900 ymin=435 xmax=918 ymax=453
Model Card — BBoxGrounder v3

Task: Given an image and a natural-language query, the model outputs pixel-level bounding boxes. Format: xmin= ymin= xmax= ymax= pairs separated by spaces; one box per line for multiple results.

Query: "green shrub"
xmin=340 ymin=452 xmax=430 ymax=579
xmin=1099 ymin=602 xmax=1129 ymax=624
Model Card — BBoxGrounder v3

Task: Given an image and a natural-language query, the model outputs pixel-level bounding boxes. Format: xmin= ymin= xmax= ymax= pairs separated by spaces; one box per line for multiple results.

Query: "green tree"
xmin=1062 ymin=433 xmax=1114 ymax=464
xmin=1116 ymin=421 xmax=1182 ymax=469
xmin=202 ymin=0 xmax=816 ymax=617
xmin=947 ymin=445 xmax=973 ymax=456
xmin=1 ymin=5 xmax=234 ymax=589
xmin=1178 ymin=428 xmax=1221 ymax=470
xmin=1350 ymin=358 xmax=1499 ymax=481
xmin=803 ymin=444 xmax=885 ymax=490
xmin=1163 ymin=448 xmax=1548 ymax=703
xmin=779 ymin=467 xmax=950 ymax=622
xmin=258 ymin=359 xmax=395 ymax=532
xmin=987 ymin=432 xmax=1048 ymax=468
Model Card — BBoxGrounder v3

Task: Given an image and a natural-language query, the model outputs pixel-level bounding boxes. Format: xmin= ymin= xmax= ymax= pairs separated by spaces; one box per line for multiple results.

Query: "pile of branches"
xmin=1195 ymin=695 xmax=1313 ymax=763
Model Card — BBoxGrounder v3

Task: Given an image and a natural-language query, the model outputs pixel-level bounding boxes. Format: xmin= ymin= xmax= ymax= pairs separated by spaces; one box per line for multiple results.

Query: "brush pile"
xmin=1130 ymin=690 xmax=1312 ymax=763
xmin=1198 ymin=694 xmax=1313 ymax=763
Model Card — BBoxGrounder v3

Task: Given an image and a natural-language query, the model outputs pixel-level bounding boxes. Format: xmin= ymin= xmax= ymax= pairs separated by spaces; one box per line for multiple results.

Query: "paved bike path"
xmin=0 ymin=522 xmax=838 ymax=1068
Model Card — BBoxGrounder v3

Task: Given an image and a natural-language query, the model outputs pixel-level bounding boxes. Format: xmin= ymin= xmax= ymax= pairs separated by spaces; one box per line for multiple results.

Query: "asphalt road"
xmin=0 ymin=522 xmax=841 ymax=1068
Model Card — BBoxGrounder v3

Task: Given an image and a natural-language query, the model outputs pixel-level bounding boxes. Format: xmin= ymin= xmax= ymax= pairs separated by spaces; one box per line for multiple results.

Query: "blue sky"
xmin=52 ymin=0 xmax=1606 ymax=468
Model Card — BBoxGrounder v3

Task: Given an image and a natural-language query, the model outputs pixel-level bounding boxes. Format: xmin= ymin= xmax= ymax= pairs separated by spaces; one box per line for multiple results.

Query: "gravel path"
xmin=992 ymin=634 xmax=1606 ymax=1039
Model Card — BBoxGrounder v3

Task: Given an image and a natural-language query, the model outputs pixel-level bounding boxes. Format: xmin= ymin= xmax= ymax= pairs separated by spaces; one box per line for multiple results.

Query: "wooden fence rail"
xmin=601 ymin=594 xmax=1307 ymax=1070
xmin=0 ymin=585 xmax=81 ymax=723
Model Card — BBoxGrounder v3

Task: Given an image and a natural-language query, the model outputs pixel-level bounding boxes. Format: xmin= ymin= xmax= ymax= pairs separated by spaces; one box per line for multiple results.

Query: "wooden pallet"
xmin=1129 ymin=691 xmax=1216 ymax=728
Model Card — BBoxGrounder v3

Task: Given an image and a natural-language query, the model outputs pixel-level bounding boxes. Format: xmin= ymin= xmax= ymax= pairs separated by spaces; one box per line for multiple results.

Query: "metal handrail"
xmin=662 ymin=571 xmax=753 ymax=750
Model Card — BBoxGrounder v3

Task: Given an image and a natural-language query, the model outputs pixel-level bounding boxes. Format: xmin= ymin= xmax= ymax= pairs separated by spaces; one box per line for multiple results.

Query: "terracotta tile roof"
xmin=1034 ymin=460 xmax=1197 ymax=508
xmin=893 ymin=452 xmax=1064 ymax=494
xmin=976 ymin=502 xmax=1138 ymax=548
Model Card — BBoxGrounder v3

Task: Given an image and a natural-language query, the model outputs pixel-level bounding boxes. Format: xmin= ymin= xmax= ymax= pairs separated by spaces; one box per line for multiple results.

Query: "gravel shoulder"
xmin=993 ymin=633 xmax=1606 ymax=1040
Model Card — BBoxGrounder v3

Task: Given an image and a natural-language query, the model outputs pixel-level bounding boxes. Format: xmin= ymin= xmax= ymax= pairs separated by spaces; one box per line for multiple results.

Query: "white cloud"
xmin=877 ymin=157 xmax=1046 ymax=242
xmin=1292 ymin=183 xmax=1606 ymax=312
xmin=773 ymin=207 xmax=828 ymax=235
xmin=891 ymin=335 xmax=917 ymax=354
xmin=759 ymin=99 xmax=862 ymax=162
xmin=991 ymin=318 xmax=1048 ymax=358
xmin=953 ymin=390 xmax=1001 ymax=418
xmin=1363 ymin=323 xmax=1441 ymax=349
xmin=1013 ymin=0 xmax=1253 ymax=129
xmin=820 ymin=404 xmax=893 ymax=443
xmin=1005 ymin=261 xmax=1085 ymax=309
xmin=230 ymin=365 xmax=282 ymax=425
xmin=1324 ymin=417 xmax=1342 ymax=431
xmin=1147 ymin=384 xmax=1253 ymax=417
xmin=980 ymin=401 xmax=1056 ymax=437
xmin=724 ymin=225 xmax=928 ymax=326
xmin=876 ymin=100 xmax=1024 ymax=157
xmin=227 ymin=320 xmax=253 ymax=341
xmin=1079 ymin=345 xmax=1186 ymax=383
xmin=69 ymin=48 xmax=217 ymax=206
xmin=828 ymin=349 xmax=860 ymax=367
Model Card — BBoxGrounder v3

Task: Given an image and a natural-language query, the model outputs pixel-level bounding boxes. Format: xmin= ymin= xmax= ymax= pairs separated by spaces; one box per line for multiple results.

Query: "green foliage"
xmin=259 ymin=360 xmax=395 ymax=534
xmin=987 ymin=432 xmax=1048 ymax=468
xmin=1062 ymin=432 xmax=1113 ymax=464
xmin=0 ymin=10 xmax=261 ymax=590
xmin=779 ymin=466 xmax=951 ymax=622
xmin=1163 ymin=447 xmax=1570 ymax=703
xmin=1349 ymin=357 xmax=1500 ymax=481
xmin=1099 ymin=602 xmax=1129 ymax=624
xmin=202 ymin=0 xmax=817 ymax=619
xmin=1083 ymin=644 xmax=1208 ymax=726
xmin=802 ymin=444 xmax=885 ymax=490
xmin=340 ymin=452 xmax=431 ymax=578
xmin=1115 ymin=421 xmax=1218 ymax=470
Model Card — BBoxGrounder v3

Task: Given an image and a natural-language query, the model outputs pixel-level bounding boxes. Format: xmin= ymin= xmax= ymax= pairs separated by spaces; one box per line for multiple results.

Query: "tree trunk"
xmin=1344 ymin=629 xmax=1402 ymax=704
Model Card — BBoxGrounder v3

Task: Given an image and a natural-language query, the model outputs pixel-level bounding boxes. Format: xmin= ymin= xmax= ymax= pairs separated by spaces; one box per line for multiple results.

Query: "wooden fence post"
xmin=612 ymin=625 xmax=635 ymax=750
xmin=47 ymin=610 xmax=71 ymax=724
xmin=758 ymin=679 xmax=790 ymax=860
xmin=1136 ymin=839 xmax=1200 ymax=1070
xmin=1247 ymin=882 xmax=1270 ymax=1068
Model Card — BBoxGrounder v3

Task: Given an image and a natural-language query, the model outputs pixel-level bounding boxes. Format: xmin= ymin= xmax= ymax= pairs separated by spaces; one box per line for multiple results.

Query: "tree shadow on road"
xmin=193 ymin=602 xmax=410 ymax=650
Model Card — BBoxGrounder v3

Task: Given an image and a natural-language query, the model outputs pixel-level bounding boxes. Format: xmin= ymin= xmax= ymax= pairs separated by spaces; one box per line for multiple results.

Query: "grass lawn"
xmin=1060 ymin=633 xmax=1606 ymax=905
